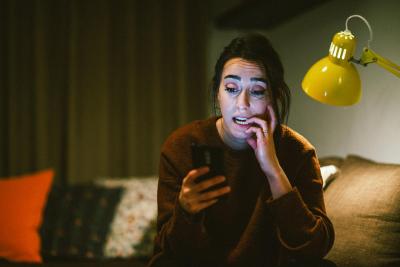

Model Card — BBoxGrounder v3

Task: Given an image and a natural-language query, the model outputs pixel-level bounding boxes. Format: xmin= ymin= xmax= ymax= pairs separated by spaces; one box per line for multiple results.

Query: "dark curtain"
xmin=0 ymin=0 xmax=209 ymax=184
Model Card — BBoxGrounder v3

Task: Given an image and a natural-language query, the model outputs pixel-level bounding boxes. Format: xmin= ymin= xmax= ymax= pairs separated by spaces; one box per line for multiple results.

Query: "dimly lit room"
xmin=1 ymin=0 xmax=399 ymax=266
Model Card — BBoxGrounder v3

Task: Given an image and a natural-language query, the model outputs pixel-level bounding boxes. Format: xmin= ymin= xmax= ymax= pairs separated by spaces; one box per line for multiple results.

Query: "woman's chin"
xmin=232 ymin=131 xmax=252 ymax=141
xmin=222 ymin=122 xmax=253 ymax=146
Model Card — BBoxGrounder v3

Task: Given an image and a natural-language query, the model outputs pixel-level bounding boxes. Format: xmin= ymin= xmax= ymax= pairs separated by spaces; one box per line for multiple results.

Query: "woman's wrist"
xmin=262 ymin=158 xmax=284 ymax=178
xmin=264 ymin=165 xmax=293 ymax=199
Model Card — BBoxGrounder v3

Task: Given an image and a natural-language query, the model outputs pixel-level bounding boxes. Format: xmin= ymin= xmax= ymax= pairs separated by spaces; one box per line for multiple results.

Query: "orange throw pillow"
xmin=0 ymin=169 xmax=54 ymax=263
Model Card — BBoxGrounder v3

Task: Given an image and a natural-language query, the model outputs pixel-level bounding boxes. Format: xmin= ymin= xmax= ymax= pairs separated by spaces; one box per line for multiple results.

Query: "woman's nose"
xmin=236 ymin=90 xmax=250 ymax=110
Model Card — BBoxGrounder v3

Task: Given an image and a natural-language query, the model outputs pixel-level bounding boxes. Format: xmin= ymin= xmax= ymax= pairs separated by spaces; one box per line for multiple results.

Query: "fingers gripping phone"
xmin=191 ymin=143 xmax=228 ymax=194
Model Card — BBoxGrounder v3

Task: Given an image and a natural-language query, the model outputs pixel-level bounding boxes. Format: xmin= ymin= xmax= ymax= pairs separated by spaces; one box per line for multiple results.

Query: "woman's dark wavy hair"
xmin=211 ymin=33 xmax=291 ymax=125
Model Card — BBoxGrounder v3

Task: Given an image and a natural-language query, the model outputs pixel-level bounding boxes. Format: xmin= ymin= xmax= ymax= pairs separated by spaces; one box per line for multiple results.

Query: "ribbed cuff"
xmin=266 ymin=187 xmax=309 ymax=219
xmin=266 ymin=187 xmax=317 ymax=246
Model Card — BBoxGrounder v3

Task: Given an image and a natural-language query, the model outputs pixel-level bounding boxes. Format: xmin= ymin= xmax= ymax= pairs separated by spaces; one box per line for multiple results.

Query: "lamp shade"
xmin=302 ymin=30 xmax=362 ymax=106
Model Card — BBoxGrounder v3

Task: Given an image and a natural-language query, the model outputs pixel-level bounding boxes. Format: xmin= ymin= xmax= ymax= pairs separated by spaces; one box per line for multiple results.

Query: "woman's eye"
xmin=250 ymin=89 xmax=266 ymax=97
xmin=225 ymin=87 xmax=239 ymax=94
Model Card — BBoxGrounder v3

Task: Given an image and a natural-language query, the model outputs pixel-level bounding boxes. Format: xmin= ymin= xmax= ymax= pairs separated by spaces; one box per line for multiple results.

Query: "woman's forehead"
xmin=222 ymin=58 xmax=266 ymax=78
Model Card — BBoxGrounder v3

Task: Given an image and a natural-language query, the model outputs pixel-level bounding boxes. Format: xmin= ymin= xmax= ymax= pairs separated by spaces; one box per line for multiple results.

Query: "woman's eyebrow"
xmin=224 ymin=74 xmax=241 ymax=80
xmin=224 ymin=75 xmax=266 ymax=84
xmin=250 ymin=77 xmax=267 ymax=83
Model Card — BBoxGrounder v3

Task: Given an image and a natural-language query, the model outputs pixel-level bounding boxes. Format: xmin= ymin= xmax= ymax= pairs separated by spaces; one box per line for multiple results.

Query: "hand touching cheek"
xmin=245 ymin=105 xmax=280 ymax=177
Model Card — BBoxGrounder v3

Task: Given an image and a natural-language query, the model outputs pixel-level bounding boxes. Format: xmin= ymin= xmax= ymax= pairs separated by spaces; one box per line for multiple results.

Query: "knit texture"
xmin=149 ymin=117 xmax=334 ymax=267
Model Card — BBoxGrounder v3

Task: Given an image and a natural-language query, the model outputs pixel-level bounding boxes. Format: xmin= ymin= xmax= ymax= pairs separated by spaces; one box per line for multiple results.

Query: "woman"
xmin=148 ymin=33 xmax=334 ymax=267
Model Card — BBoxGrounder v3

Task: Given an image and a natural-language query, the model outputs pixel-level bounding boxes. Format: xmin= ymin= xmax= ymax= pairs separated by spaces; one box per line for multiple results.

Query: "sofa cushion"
xmin=324 ymin=155 xmax=400 ymax=267
xmin=0 ymin=170 xmax=54 ymax=263
xmin=40 ymin=184 xmax=123 ymax=260
xmin=95 ymin=176 xmax=158 ymax=259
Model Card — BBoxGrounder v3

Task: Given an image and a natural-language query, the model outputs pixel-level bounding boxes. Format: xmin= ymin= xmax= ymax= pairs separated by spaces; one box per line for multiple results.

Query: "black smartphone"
xmin=191 ymin=143 xmax=228 ymax=193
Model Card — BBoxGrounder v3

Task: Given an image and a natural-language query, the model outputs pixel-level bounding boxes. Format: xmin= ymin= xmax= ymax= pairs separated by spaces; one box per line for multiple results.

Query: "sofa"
xmin=1 ymin=154 xmax=400 ymax=267
xmin=321 ymin=155 xmax=400 ymax=267
xmin=0 ymin=172 xmax=158 ymax=267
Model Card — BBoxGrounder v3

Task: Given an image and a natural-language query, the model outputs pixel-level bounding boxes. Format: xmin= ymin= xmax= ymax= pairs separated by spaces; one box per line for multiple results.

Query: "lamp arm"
xmin=358 ymin=48 xmax=400 ymax=78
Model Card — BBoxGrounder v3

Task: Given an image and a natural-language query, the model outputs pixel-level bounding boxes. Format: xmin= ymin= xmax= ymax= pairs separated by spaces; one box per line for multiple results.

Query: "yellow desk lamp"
xmin=302 ymin=15 xmax=400 ymax=106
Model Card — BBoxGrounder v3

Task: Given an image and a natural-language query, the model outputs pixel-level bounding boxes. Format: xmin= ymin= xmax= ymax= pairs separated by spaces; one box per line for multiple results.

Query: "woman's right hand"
xmin=178 ymin=166 xmax=231 ymax=214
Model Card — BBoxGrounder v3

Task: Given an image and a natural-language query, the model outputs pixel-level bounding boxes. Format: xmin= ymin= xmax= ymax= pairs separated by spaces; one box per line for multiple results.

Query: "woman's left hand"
xmin=245 ymin=105 xmax=280 ymax=177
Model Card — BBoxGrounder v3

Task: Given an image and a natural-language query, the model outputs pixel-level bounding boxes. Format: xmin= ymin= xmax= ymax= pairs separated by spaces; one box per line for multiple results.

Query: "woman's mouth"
xmin=233 ymin=117 xmax=250 ymax=125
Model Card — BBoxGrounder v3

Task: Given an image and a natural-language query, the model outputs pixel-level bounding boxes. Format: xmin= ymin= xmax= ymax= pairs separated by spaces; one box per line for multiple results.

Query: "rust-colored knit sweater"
xmin=148 ymin=117 xmax=334 ymax=267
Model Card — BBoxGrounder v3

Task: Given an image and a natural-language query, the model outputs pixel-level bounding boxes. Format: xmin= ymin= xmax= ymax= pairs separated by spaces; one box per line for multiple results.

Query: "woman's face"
xmin=217 ymin=57 xmax=272 ymax=142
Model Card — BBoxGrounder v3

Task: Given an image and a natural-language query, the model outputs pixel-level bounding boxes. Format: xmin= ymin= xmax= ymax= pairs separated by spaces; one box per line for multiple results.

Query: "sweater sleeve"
xmin=266 ymin=149 xmax=335 ymax=259
xmin=152 ymin=151 xmax=220 ymax=263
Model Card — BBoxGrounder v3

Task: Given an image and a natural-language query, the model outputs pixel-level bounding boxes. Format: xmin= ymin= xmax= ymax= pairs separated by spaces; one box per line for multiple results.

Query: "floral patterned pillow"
xmin=95 ymin=176 xmax=158 ymax=259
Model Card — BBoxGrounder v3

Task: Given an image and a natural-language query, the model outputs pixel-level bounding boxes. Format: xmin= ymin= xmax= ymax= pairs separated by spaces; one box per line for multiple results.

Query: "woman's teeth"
xmin=234 ymin=117 xmax=249 ymax=125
